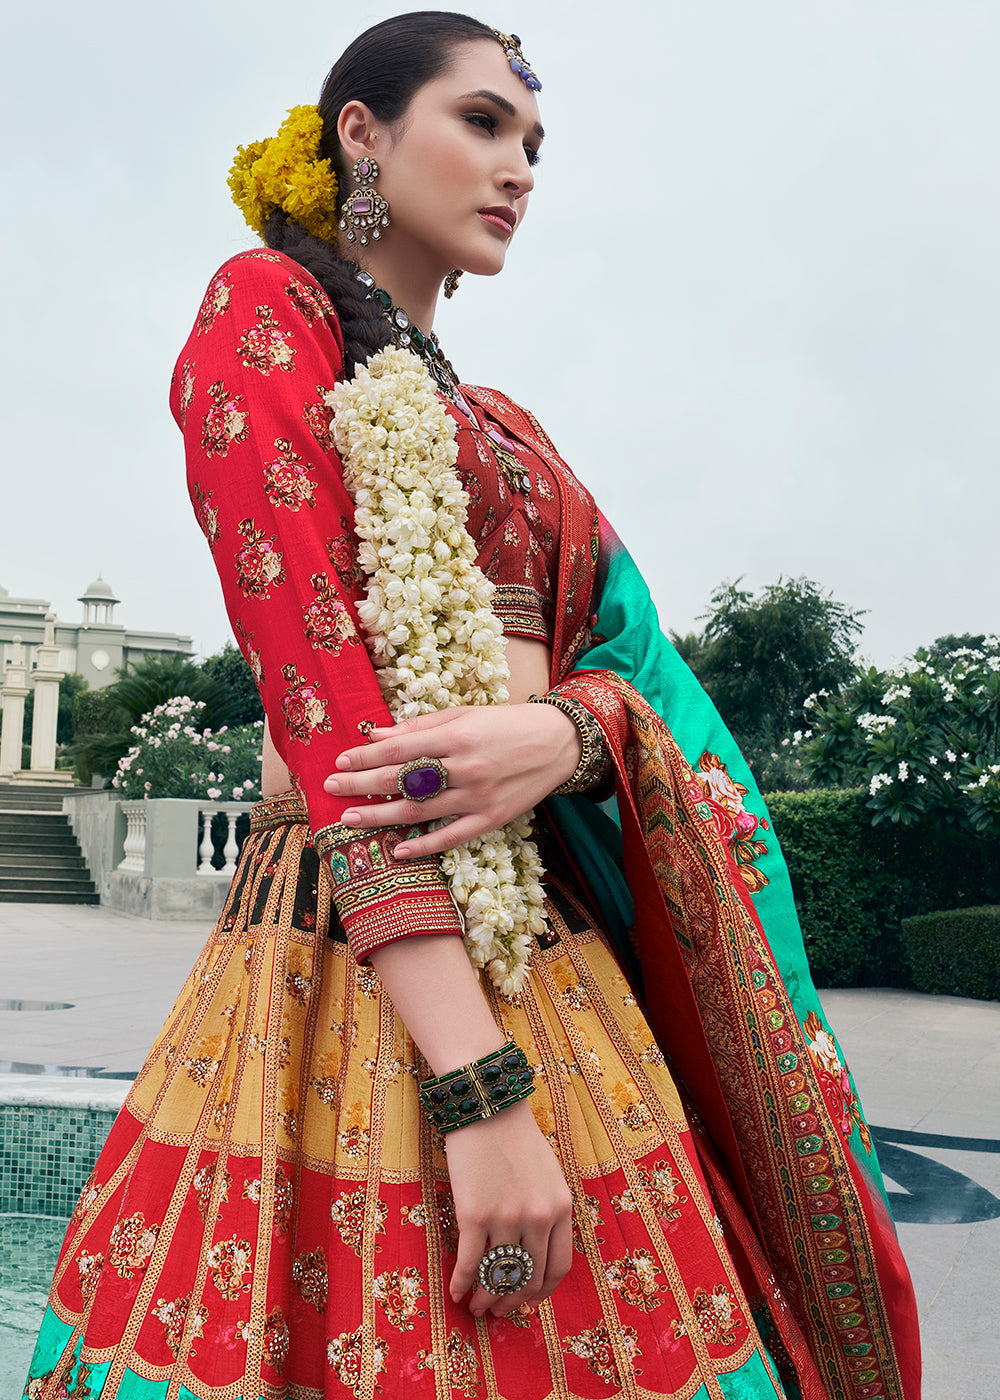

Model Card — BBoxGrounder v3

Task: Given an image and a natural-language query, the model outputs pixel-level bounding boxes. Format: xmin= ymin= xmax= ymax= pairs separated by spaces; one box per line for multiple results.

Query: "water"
xmin=1 ymin=1214 xmax=66 ymax=1400
xmin=0 ymin=1062 xmax=136 ymax=1078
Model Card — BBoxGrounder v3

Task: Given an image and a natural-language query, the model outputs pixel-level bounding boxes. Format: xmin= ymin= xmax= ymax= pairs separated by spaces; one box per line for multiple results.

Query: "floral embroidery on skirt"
xmin=24 ymin=807 xmax=792 ymax=1400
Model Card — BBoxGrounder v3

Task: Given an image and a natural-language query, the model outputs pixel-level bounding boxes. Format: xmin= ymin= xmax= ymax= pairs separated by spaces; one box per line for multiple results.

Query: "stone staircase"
xmin=0 ymin=784 xmax=99 ymax=904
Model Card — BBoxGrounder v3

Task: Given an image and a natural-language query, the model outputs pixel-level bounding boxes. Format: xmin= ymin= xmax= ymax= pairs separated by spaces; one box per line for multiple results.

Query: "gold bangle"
xmin=528 ymin=692 xmax=611 ymax=795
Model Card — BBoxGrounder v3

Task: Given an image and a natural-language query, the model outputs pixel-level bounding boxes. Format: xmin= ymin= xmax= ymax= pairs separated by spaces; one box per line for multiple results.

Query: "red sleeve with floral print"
xmin=169 ymin=248 xmax=464 ymax=961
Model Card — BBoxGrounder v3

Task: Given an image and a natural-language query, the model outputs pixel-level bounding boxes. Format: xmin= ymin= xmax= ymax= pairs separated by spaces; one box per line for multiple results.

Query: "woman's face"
xmin=371 ymin=40 xmax=543 ymax=280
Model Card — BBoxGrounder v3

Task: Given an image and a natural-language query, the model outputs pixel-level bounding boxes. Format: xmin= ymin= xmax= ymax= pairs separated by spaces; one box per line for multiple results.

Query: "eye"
xmin=464 ymin=111 xmax=541 ymax=169
xmin=464 ymin=112 xmax=498 ymax=136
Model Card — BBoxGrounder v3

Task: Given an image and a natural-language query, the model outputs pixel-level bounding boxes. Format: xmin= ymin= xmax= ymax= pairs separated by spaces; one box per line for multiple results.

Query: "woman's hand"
xmin=324 ymin=703 xmax=581 ymax=858
xmin=367 ymin=936 xmax=574 ymax=1316
xmin=444 ymin=1098 xmax=574 ymax=1318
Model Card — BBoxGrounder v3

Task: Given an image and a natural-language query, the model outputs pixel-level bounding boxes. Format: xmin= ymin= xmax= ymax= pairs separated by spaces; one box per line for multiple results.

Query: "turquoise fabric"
xmin=28 ymin=1304 xmax=790 ymax=1399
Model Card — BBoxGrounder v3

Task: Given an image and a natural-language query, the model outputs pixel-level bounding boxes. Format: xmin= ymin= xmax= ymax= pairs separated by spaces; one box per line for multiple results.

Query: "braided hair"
xmin=264 ymin=11 xmax=495 ymax=376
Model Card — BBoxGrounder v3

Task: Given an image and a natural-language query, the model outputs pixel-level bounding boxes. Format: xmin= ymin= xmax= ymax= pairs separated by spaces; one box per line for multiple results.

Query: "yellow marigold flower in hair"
xmin=227 ymin=106 xmax=340 ymax=245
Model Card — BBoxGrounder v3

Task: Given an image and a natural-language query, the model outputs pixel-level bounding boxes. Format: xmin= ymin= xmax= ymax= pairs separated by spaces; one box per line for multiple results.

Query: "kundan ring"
xmin=396 ymin=756 xmax=449 ymax=803
xmin=477 ymin=1243 xmax=534 ymax=1296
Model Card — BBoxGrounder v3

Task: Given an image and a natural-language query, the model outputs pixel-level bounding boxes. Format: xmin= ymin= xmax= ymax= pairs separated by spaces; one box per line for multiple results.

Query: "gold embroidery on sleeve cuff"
xmin=314 ymin=822 xmax=463 ymax=962
xmin=492 ymin=583 xmax=552 ymax=641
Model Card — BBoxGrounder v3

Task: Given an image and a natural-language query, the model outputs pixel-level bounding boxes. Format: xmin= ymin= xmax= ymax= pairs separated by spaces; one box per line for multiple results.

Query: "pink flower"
xmin=232 ymin=787 xmax=243 ymax=801
xmin=207 ymin=787 xmax=222 ymax=800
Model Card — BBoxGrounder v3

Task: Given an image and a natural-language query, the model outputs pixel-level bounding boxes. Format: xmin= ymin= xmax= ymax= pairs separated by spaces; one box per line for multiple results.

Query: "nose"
xmin=501 ymin=145 xmax=535 ymax=198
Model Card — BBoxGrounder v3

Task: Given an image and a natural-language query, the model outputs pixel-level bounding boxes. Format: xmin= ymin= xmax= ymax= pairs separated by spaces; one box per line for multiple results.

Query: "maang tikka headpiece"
xmin=491 ymin=29 xmax=542 ymax=91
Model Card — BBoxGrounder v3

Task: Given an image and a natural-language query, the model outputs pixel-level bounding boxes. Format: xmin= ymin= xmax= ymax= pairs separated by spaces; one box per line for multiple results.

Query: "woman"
xmin=25 ymin=13 xmax=920 ymax=1400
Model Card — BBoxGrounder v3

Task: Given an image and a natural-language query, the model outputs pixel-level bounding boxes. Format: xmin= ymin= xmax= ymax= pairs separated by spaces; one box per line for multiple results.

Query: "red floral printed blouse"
xmin=171 ymin=249 xmax=562 ymax=961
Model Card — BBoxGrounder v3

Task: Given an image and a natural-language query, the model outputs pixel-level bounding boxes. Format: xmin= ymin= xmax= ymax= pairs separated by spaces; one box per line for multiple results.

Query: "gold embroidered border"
xmin=250 ymin=791 xmax=308 ymax=831
xmin=492 ymin=583 xmax=552 ymax=641
xmin=315 ymin=822 xmax=464 ymax=962
xmin=581 ymin=669 xmax=910 ymax=1400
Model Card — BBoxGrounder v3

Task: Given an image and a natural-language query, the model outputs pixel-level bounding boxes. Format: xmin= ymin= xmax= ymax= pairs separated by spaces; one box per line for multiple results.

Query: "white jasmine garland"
xmin=327 ymin=347 xmax=547 ymax=997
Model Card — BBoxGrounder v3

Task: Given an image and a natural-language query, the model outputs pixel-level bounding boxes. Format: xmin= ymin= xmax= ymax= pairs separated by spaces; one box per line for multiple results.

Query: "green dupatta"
xmin=463 ymin=386 xmax=921 ymax=1400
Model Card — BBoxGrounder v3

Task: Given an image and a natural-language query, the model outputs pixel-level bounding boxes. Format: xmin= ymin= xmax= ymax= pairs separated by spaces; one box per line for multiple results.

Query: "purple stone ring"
xmin=396 ymin=757 xmax=449 ymax=803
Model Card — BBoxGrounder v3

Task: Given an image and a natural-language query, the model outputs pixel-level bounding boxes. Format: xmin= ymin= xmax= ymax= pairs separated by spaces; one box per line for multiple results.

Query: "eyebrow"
xmin=459 ymin=89 xmax=545 ymax=142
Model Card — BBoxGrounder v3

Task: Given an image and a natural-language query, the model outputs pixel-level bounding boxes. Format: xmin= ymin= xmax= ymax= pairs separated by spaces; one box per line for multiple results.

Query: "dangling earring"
xmin=443 ymin=270 xmax=464 ymax=299
xmin=339 ymin=155 xmax=390 ymax=245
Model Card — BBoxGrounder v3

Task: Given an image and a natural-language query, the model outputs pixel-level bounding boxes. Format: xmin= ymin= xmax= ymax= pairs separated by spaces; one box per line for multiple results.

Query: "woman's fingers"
xmin=392 ymin=816 xmax=492 ymax=859
xmin=369 ymin=712 xmax=458 ymax=738
xmin=465 ymin=1214 xmax=573 ymax=1318
xmin=332 ymin=711 xmax=464 ymax=776
xmin=327 ymin=762 xmax=419 ymax=800
xmin=535 ymin=1211 xmax=573 ymax=1302
xmin=451 ymin=1223 xmax=490 ymax=1304
xmin=324 ymin=702 xmax=580 ymax=850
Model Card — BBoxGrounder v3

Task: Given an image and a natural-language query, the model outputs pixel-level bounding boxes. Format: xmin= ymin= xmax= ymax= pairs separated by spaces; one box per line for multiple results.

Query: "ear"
xmin=337 ymin=101 xmax=380 ymax=164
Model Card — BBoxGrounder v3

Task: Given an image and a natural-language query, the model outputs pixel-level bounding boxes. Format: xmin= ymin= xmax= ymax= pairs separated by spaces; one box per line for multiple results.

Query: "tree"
xmin=108 ymin=654 xmax=244 ymax=732
xmin=199 ymin=641 xmax=265 ymax=726
xmin=688 ymin=577 xmax=866 ymax=750
xmin=70 ymin=687 xmax=128 ymax=783
xmin=926 ymin=632 xmax=987 ymax=662
xmin=64 ymin=653 xmax=245 ymax=784
xmin=804 ymin=638 xmax=1000 ymax=837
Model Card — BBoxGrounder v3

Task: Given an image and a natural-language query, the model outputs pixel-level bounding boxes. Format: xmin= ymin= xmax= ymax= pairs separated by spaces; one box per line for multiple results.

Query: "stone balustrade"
xmin=63 ymin=794 xmax=255 ymax=921
xmin=118 ymin=802 xmax=148 ymax=873
xmin=196 ymin=805 xmax=246 ymax=876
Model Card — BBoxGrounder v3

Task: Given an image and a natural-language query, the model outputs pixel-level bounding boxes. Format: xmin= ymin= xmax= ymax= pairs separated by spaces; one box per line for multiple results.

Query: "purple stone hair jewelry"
xmin=491 ymin=29 xmax=542 ymax=91
xmin=396 ymin=757 xmax=449 ymax=803
xmin=340 ymin=154 xmax=390 ymax=245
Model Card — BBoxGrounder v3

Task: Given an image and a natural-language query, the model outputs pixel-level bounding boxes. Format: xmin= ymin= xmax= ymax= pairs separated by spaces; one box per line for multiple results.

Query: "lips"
xmin=478 ymin=206 xmax=517 ymax=233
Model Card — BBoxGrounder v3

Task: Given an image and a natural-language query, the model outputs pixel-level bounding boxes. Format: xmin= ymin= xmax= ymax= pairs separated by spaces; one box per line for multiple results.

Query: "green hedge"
xmin=901 ymin=906 xmax=1000 ymax=1001
xmin=766 ymin=788 xmax=1000 ymax=988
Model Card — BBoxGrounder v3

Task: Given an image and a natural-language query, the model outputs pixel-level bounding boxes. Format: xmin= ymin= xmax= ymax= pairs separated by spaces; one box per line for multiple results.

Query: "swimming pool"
xmin=1 ymin=1077 xmax=128 ymax=1400
xmin=2 ymin=1214 xmax=68 ymax=1400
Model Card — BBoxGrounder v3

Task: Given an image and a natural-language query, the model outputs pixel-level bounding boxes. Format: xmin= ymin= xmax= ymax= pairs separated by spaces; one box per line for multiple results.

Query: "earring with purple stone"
xmin=339 ymin=154 xmax=390 ymax=245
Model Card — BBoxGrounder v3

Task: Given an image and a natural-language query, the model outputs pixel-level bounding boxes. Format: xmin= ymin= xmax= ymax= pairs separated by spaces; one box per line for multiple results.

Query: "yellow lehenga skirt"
xmin=25 ymin=797 xmax=794 ymax=1400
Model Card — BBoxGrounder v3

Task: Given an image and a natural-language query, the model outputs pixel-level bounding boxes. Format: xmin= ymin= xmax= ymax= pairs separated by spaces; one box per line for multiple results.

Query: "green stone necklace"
xmin=355 ymin=270 xmax=461 ymax=403
xmin=355 ymin=270 xmax=532 ymax=495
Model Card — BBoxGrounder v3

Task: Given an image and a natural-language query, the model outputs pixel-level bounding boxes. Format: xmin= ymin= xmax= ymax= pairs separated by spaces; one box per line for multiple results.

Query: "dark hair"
xmin=264 ymin=11 xmax=495 ymax=375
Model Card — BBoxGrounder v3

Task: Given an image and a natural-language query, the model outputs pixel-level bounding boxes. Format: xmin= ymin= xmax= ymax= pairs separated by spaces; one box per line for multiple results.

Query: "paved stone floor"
xmin=2 ymin=903 xmax=998 ymax=1397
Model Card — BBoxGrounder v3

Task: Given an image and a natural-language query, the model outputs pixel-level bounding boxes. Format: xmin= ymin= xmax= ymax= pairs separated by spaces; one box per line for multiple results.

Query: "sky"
xmin=2 ymin=0 xmax=997 ymax=668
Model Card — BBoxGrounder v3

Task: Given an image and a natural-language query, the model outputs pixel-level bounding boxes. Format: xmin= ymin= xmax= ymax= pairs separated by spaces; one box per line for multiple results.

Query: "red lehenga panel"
xmin=26 ymin=802 xmax=796 ymax=1400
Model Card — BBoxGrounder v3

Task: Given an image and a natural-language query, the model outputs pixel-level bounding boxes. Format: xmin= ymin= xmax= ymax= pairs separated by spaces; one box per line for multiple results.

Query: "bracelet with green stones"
xmin=418 ymin=1041 xmax=535 ymax=1135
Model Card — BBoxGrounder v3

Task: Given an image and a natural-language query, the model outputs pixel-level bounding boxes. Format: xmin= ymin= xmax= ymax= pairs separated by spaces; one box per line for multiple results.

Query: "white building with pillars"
xmin=0 ymin=575 xmax=194 ymax=690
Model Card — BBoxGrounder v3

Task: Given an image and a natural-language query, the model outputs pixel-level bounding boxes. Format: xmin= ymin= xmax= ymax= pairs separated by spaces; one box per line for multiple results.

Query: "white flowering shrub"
xmin=803 ymin=640 xmax=1000 ymax=835
xmin=112 ymin=697 xmax=264 ymax=802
